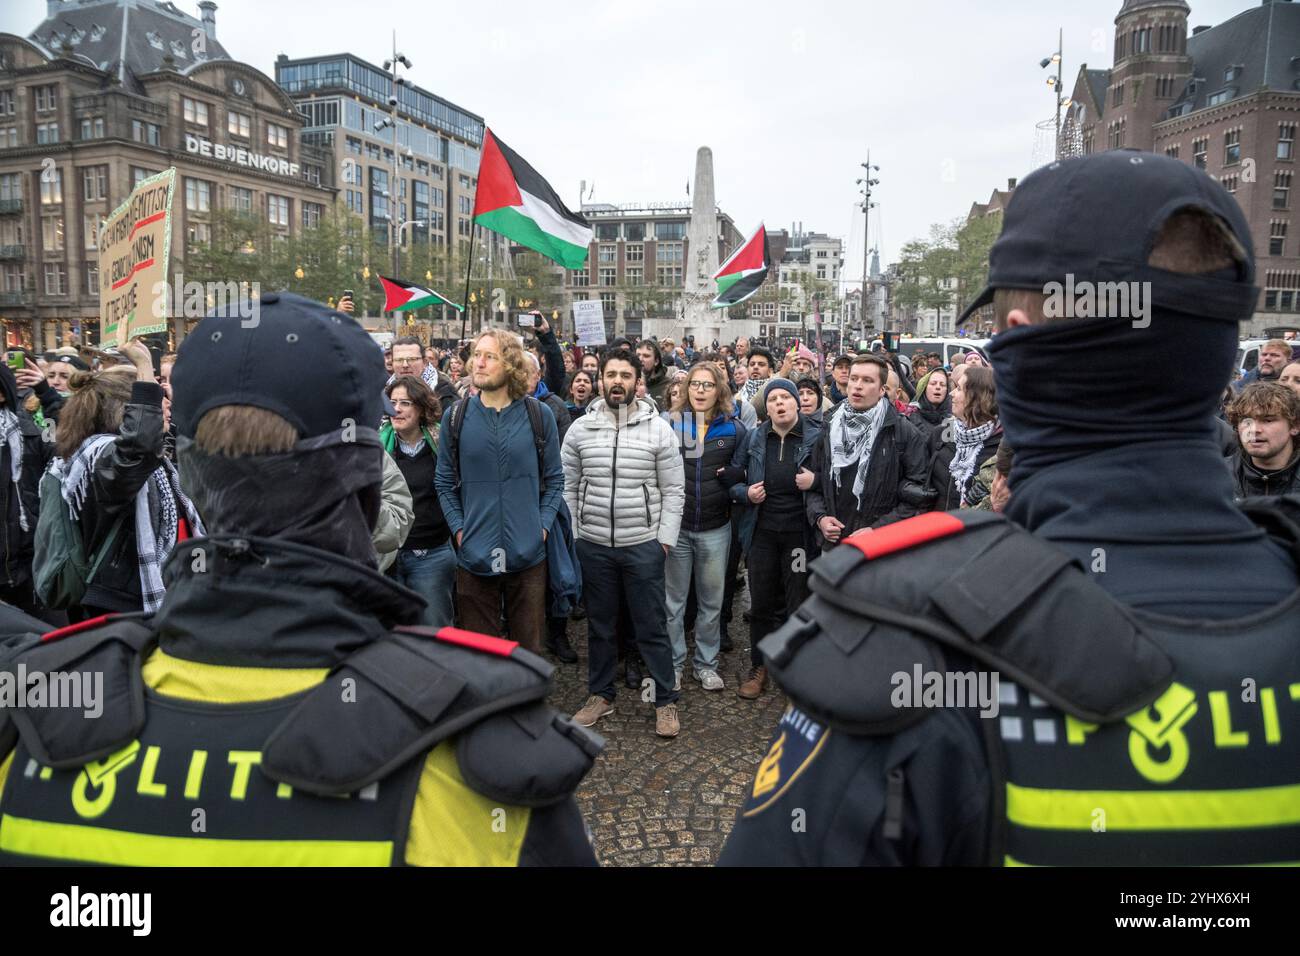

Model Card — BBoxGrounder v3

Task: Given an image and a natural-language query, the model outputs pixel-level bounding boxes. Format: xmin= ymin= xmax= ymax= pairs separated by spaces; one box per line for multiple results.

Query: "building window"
xmin=302 ymin=202 xmax=323 ymax=229
xmin=600 ymin=292 xmax=617 ymax=317
xmin=657 ymin=266 xmax=682 ymax=286
xmin=2 ymin=264 xmax=24 ymax=293
xmin=230 ymin=186 xmax=253 ymax=213
xmin=82 ymin=166 xmax=107 ymax=202
xmin=816 ymin=265 xmax=827 ymax=279
xmin=0 ymin=173 xmax=19 ymax=202
xmin=41 ymin=215 xmax=63 ymax=251
xmin=187 ymin=222 xmax=211 ymax=248
xmin=346 ymin=136 xmax=362 ymax=155
xmin=599 ymin=267 xmax=616 ymax=286
xmin=0 ymin=91 xmax=13 ymax=116
xmin=1270 ymin=222 xmax=1287 ymax=257
xmin=656 ymin=241 xmax=683 ymax=264
xmin=1224 ymin=65 xmax=1242 ymax=83
xmin=625 ymin=243 xmax=643 ymax=263
xmin=79 ymin=116 xmax=104 ymax=139
xmin=43 ymin=262 xmax=67 ymax=295
xmin=228 ymin=111 xmax=250 ymax=138
xmin=183 ymin=97 xmax=209 ymax=127
xmin=625 ymin=267 xmax=642 ymax=286
xmin=1221 ymin=174 xmax=1238 ymax=193
xmin=598 ymin=244 xmax=616 ymax=264
xmin=35 ymin=121 xmax=59 ymax=144
xmin=33 ymin=85 xmax=57 ymax=112
xmin=266 ymin=123 xmax=289 ymax=150
xmin=0 ymin=127 xmax=15 ymax=148
xmin=1208 ymin=89 xmax=1236 ymax=108
xmin=1276 ymin=172 xmax=1293 ymax=210
xmin=1280 ymin=124 xmax=1296 ymax=162
xmin=302 ymin=163 xmax=322 ymax=186
xmin=595 ymin=223 xmax=619 ymax=241
xmin=40 ymin=169 xmax=62 ymax=205
xmin=85 ymin=261 xmax=98 ymax=296
xmin=267 ymin=194 xmax=290 ymax=227
xmin=625 ymin=222 xmax=646 ymax=241
xmin=1133 ymin=27 xmax=1150 ymax=54
xmin=1165 ymin=144 xmax=1180 ymax=159
xmin=457 ymin=195 xmax=472 ymax=215
xmin=1112 ymin=83 xmax=1123 ymax=107
xmin=131 ymin=119 xmax=161 ymax=146
xmin=656 ymin=222 xmax=686 ymax=241
xmin=185 ymin=178 xmax=211 ymax=212
xmin=84 ymin=213 xmax=104 ymax=249
xmin=130 ymin=166 xmax=160 ymax=188
xmin=570 ymin=269 xmax=589 ymax=287
xmin=1193 ymin=138 xmax=1208 ymax=169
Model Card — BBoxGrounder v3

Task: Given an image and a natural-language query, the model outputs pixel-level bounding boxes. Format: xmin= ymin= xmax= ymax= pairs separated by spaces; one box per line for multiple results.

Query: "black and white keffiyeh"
xmin=0 ymin=409 xmax=27 ymax=532
xmin=386 ymin=364 xmax=440 ymax=391
xmin=829 ymin=398 xmax=889 ymax=507
xmin=51 ymin=434 xmax=204 ymax=613
xmin=950 ymin=417 xmax=997 ymax=506
xmin=741 ymin=377 xmax=766 ymax=404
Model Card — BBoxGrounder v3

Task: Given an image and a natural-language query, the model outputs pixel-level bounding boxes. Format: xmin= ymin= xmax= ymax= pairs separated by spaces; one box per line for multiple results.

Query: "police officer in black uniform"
xmin=720 ymin=151 xmax=1300 ymax=866
xmin=0 ymin=293 xmax=601 ymax=866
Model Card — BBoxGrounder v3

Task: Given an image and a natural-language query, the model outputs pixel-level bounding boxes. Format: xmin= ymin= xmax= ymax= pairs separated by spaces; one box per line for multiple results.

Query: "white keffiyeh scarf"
xmin=829 ymin=398 xmax=889 ymax=507
xmin=0 ymin=409 xmax=26 ymax=531
xmin=51 ymin=433 xmax=204 ymax=613
xmin=950 ymin=417 xmax=997 ymax=507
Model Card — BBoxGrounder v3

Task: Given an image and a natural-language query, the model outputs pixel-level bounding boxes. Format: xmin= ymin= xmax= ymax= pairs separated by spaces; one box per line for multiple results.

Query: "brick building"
xmin=1068 ymin=0 xmax=1300 ymax=331
xmin=0 ymin=0 xmax=339 ymax=348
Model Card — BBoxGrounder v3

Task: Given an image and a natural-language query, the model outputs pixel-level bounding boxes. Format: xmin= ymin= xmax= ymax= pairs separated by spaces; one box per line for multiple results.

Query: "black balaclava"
xmin=177 ymin=430 xmax=382 ymax=567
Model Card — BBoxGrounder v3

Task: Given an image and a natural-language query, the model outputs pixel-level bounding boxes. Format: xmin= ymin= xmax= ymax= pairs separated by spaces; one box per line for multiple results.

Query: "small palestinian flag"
xmin=473 ymin=129 xmax=592 ymax=270
xmin=712 ymin=223 xmax=769 ymax=309
xmin=379 ymin=275 xmax=463 ymax=313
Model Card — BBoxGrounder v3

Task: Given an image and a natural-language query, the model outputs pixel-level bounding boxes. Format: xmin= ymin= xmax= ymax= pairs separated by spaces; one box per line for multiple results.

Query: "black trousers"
xmin=745 ymin=529 xmax=810 ymax=668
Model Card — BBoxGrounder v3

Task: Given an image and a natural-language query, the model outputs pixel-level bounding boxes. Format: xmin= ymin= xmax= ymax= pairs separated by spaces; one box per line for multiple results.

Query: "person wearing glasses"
xmin=381 ymin=375 xmax=454 ymax=627
xmin=389 ymin=336 xmax=458 ymax=420
xmin=662 ymin=362 xmax=747 ymax=691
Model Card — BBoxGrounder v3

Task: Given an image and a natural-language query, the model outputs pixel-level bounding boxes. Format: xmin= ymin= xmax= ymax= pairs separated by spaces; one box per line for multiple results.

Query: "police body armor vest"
xmin=0 ymin=621 xmax=602 ymax=866
xmin=759 ymin=504 xmax=1300 ymax=867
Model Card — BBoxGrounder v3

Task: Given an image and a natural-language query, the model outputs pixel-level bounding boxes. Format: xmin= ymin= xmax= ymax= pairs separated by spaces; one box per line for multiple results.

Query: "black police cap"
xmin=171 ymin=291 xmax=386 ymax=441
xmin=958 ymin=149 xmax=1258 ymax=326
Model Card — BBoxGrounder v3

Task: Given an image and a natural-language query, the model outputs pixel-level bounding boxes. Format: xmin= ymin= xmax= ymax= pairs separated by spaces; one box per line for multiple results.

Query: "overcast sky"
xmin=6 ymin=0 xmax=1258 ymax=280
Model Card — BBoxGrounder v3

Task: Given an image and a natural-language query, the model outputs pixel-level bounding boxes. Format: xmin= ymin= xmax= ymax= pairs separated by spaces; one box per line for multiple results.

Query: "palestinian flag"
xmin=712 ymin=223 xmax=769 ymax=309
xmin=379 ymin=275 xmax=463 ymax=313
xmin=472 ymin=129 xmax=592 ymax=270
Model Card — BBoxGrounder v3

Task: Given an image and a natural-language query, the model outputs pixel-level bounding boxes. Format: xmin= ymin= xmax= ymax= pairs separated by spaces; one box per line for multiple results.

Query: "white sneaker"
xmin=694 ymin=668 xmax=724 ymax=691
xmin=673 ymin=667 xmax=682 ymax=692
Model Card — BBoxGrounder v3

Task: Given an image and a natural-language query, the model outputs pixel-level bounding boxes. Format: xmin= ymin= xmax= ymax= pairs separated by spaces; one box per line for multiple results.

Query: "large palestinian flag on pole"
xmin=712 ymin=223 xmax=769 ymax=308
xmin=472 ymin=129 xmax=593 ymax=270
xmin=379 ymin=275 xmax=464 ymax=312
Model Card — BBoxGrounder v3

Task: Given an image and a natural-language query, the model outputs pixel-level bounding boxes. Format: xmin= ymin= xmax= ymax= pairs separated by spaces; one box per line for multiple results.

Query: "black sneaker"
xmin=545 ymin=632 xmax=578 ymax=664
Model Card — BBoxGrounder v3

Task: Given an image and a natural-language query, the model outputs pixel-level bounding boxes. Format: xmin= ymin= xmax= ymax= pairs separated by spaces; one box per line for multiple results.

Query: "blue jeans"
xmin=664 ymin=524 xmax=731 ymax=673
xmin=394 ymin=542 xmax=457 ymax=628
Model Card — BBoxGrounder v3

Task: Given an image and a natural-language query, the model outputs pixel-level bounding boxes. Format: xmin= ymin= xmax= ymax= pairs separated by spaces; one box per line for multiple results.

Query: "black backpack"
xmin=442 ymin=395 xmax=550 ymax=495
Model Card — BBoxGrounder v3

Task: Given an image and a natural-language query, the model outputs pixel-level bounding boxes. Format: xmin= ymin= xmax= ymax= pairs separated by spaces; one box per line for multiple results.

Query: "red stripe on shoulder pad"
xmin=41 ymin=613 xmax=118 ymax=643
xmin=433 ymin=627 xmax=519 ymax=657
xmin=841 ymin=513 xmax=966 ymax=560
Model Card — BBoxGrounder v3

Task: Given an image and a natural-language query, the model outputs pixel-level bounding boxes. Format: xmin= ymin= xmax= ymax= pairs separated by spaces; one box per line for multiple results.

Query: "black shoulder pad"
xmin=769 ymin=512 xmax=1173 ymax=727
xmin=4 ymin=617 xmax=154 ymax=769
xmin=456 ymin=704 xmax=603 ymax=807
xmin=261 ymin=629 xmax=554 ymax=796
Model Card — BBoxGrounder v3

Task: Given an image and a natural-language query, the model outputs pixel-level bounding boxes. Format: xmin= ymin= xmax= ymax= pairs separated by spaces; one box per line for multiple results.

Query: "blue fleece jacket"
xmin=434 ymin=395 xmax=564 ymax=575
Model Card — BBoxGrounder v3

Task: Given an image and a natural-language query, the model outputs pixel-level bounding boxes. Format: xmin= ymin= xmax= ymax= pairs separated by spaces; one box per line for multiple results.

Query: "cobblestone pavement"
xmin=546 ymin=591 xmax=788 ymax=867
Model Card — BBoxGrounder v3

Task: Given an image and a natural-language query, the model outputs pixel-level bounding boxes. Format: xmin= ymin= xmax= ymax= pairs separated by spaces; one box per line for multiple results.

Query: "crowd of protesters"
xmin=2 ymin=314 xmax=1296 ymax=740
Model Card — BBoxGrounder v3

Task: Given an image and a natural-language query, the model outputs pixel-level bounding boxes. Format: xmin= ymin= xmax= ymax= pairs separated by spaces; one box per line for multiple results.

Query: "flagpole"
xmin=460 ymin=224 xmax=476 ymax=343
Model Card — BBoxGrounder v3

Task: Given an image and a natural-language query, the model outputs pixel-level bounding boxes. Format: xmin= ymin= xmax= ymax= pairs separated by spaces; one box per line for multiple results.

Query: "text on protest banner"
xmin=98 ymin=167 xmax=176 ymax=347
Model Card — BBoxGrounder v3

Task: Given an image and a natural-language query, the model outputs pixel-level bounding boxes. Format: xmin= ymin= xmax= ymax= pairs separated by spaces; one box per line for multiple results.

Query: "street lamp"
xmin=1041 ymin=32 xmax=1067 ymax=160
xmin=858 ymin=157 xmax=879 ymax=334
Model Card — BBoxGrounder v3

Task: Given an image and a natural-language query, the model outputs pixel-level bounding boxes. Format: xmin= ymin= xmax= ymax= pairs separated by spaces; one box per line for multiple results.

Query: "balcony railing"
xmin=0 ymin=291 xmax=34 ymax=307
xmin=0 ymin=199 xmax=22 ymax=215
xmin=0 ymin=244 xmax=24 ymax=260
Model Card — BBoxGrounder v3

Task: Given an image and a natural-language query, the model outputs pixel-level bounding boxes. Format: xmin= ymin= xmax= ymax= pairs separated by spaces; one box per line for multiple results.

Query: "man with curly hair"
xmin=1226 ymin=381 xmax=1300 ymax=499
xmin=435 ymin=329 xmax=564 ymax=653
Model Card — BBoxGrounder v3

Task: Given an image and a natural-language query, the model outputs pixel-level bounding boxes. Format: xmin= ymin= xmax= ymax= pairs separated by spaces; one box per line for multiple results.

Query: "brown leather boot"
xmin=737 ymin=665 xmax=768 ymax=700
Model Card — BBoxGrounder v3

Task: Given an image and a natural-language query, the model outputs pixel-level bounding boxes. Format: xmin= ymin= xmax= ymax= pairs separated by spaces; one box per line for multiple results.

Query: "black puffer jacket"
xmin=673 ymin=412 xmax=747 ymax=533
xmin=923 ymin=418 xmax=1003 ymax=511
xmin=76 ymin=381 xmax=167 ymax=614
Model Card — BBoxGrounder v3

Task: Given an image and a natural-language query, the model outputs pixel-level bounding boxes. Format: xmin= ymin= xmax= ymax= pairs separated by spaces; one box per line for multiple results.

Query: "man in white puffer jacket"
xmin=563 ymin=349 xmax=686 ymax=738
